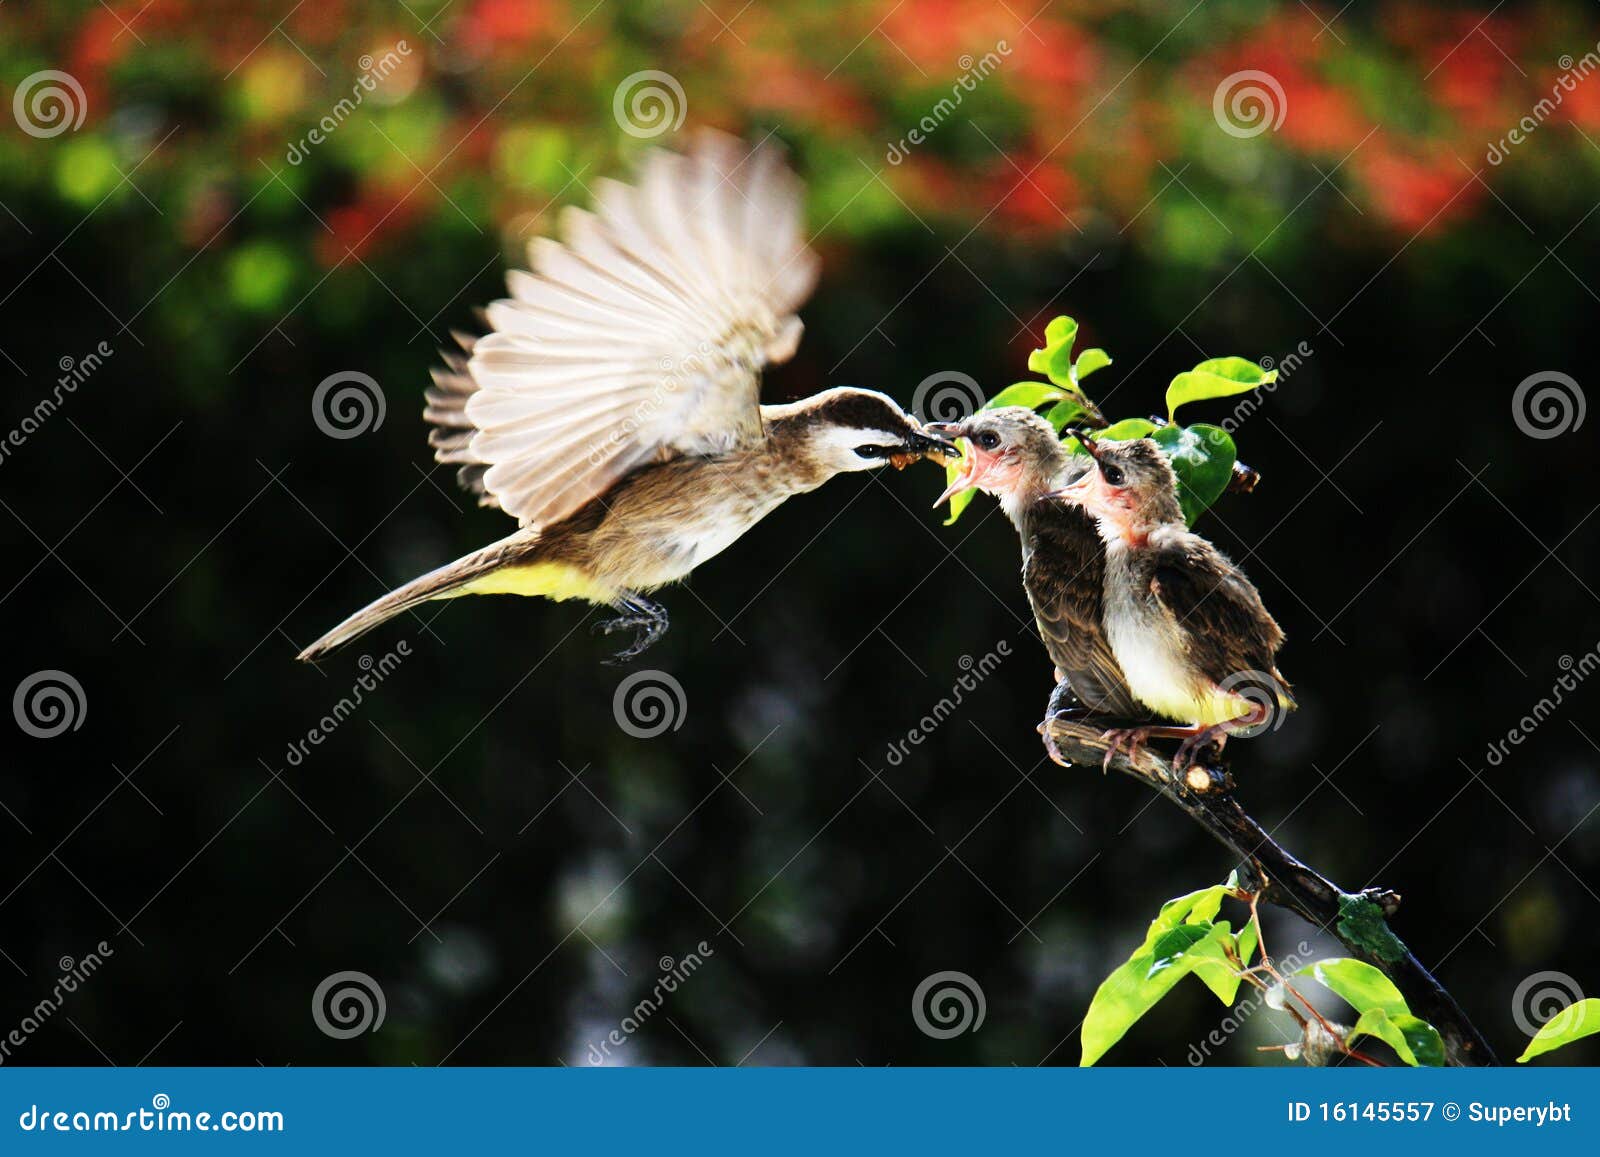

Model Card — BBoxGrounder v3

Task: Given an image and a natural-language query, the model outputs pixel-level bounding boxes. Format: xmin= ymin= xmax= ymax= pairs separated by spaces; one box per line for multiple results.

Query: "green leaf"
xmin=1149 ymin=923 xmax=1213 ymax=968
xmin=983 ymin=381 xmax=1067 ymax=411
xmin=1044 ymin=398 xmax=1090 ymax=432
xmin=1166 ymin=356 xmax=1278 ymax=422
xmin=1080 ymin=878 xmax=1251 ymax=1066
xmin=1074 ymin=348 xmax=1112 ymax=382
xmin=1188 ymin=356 xmax=1271 ymax=385
xmin=1236 ymin=919 xmax=1259 ymax=969
xmin=1294 ymin=958 xmax=1409 ymax=1018
xmin=1178 ymin=887 xmax=1226 ymax=927
xmin=1081 ymin=920 xmax=1236 ymax=1066
xmin=1151 ymin=423 xmax=1237 ymax=526
xmin=1151 ymin=883 xmax=1232 ymax=934
xmin=1188 ymin=925 xmax=1245 ymax=1005
xmin=1518 ymin=999 xmax=1600 ymax=1062
xmin=1089 ymin=417 xmax=1158 ymax=444
xmin=1027 ymin=316 xmax=1079 ymax=390
xmin=1081 ymin=954 xmax=1192 ymax=1067
xmin=1347 ymin=1008 xmax=1446 ymax=1067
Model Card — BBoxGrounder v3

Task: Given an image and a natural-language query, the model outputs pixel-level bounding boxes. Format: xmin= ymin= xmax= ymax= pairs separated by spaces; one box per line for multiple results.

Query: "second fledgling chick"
xmin=1047 ymin=433 xmax=1295 ymax=770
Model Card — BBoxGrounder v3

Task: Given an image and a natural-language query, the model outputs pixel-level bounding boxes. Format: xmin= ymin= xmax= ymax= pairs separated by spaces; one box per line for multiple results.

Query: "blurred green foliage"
xmin=6 ymin=0 xmax=1600 ymax=384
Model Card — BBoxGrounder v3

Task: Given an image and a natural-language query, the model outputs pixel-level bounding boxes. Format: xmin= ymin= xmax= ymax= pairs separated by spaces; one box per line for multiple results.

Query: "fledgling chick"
xmin=926 ymin=409 xmax=1143 ymax=756
xmin=1047 ymin=433 xmax=1295 ymax=770
xmin=298 ymin=131 xmax=955 ymax=664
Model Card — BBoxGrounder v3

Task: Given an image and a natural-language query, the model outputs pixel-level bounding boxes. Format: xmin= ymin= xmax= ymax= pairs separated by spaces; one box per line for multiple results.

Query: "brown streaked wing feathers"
xmin=1023 ymin=504 xmax=1143 ymax=718
xmin=1148 ymin=536 xmax=1288 ymax=688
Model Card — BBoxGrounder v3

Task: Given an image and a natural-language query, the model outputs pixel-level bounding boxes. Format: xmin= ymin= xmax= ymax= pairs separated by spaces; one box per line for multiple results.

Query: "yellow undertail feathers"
xmin=297 ymin=553 xmax=617 ymax=662
xmin=1133 ymin=682 xmax=1295 ymax=728
xmin=450 ymin=563 xmax=615 ymax=604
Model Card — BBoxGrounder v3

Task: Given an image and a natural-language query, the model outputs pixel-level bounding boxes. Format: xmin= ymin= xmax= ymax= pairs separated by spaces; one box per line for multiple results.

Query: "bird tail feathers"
xmin=297 ymin=541 xmax=522 ymax=662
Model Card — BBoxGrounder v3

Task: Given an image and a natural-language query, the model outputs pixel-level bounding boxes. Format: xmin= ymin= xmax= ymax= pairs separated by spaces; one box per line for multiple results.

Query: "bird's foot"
xmin=594 ymin=596 xmax=669 ymax=664
xmin=1036 ymin=710 xmax=1075 ymax=764
xmin=1099 ymin=726 xmax=1154 ymax=774
xmin=1173 ymin=724 xmax=1229 ymax=771
xmin=1038 ymin=706 xmax=1094 ymax=767
xmin=1040 ymin=676 xmax=1102 ymax=766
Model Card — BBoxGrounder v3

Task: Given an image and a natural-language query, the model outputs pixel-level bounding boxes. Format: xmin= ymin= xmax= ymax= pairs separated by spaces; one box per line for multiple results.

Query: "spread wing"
xmin=425 ymin=130 xmax=821 ymax=529
xmin=1023 ymin=504 xmax=1142 ymax=718
xmin=1148 ymin=534 xmax=1288 ymax=690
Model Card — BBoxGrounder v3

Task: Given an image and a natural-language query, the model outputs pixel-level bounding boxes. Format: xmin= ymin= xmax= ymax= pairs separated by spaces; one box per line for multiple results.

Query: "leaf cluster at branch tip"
xmin=942 ymin=316 xmax=1277 ymax=527
xmin=1082 ymin=877 xmax=1448 ymax=1067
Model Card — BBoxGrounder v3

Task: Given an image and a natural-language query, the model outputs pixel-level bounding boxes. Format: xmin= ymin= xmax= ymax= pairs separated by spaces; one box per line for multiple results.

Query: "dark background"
xmin=3 ymin=0 xmax=1598 ymax=1066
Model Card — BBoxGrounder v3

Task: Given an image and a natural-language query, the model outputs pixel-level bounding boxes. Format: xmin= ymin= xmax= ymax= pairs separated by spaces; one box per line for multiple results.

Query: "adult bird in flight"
xmin=299 ymin=131 xmax=955 ymax=663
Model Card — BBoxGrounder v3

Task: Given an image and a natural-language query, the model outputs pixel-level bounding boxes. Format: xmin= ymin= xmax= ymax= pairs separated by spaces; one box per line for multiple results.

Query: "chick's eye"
xmin=976 ymin=431 xmax=1000 ymax=450
xmin=853 ymin=444 xmax=889 ymax=459
xmin=1101 ymin=464 xmax=1125 ymax=487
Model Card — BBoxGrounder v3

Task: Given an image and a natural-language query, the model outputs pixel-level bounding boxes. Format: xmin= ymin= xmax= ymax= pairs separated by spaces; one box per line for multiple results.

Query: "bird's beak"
xmin=1043 ymin=465 xmax=1095 ymax=507
xmin=928 ymin=423 xmax=981 ymax=508
xmin=922 ymin=423 xmax=965 ymax=464
xmin=886 ymin=427 xmax=960 ymax=471
xmin=907 ymin=428 xmax=961 ymax=460
xmin=1068 ymin=427 xmax=1102 ymax=461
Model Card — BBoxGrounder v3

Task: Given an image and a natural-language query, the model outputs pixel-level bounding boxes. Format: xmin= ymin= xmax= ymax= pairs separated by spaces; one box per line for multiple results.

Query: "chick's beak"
xmin=932 ymin=434 xmax=983 ymax=508
xmin=1043 ymin=462 xmax=1096 ymax=506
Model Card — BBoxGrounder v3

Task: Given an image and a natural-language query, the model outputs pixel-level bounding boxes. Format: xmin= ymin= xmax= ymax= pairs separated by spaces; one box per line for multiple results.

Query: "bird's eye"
xmin=1101 ymin=464 xmax=1125 ymax=487
xmin=975 ymin=431 xmax=1000 ymax=450
xmin=854 ymin=444 xmax=889 ymax=459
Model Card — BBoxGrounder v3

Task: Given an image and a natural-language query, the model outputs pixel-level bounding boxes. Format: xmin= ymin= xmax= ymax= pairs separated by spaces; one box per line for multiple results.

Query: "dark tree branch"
xmin=1044 ymin=718 xmax=1498 ymax=1066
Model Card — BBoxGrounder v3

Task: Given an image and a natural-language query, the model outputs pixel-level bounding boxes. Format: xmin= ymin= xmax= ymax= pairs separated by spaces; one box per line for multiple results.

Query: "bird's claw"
xmin=1099 ymin=727 xmax=1151 ymax=774
xmin=1039 ymin=716 xmax=1070 ymax=767
xmin=595 ymin=598 xmax=669 ymax=664
xmin=1039 ymin=702 xmax=1101 ymax=768
xmin=1172 ymin=725 xmax=1228 ymax=772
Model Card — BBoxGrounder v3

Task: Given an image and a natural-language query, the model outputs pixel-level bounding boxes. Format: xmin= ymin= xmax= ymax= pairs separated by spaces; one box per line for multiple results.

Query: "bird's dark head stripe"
xmin=812 ymin=389 xmax=916 ymax=436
